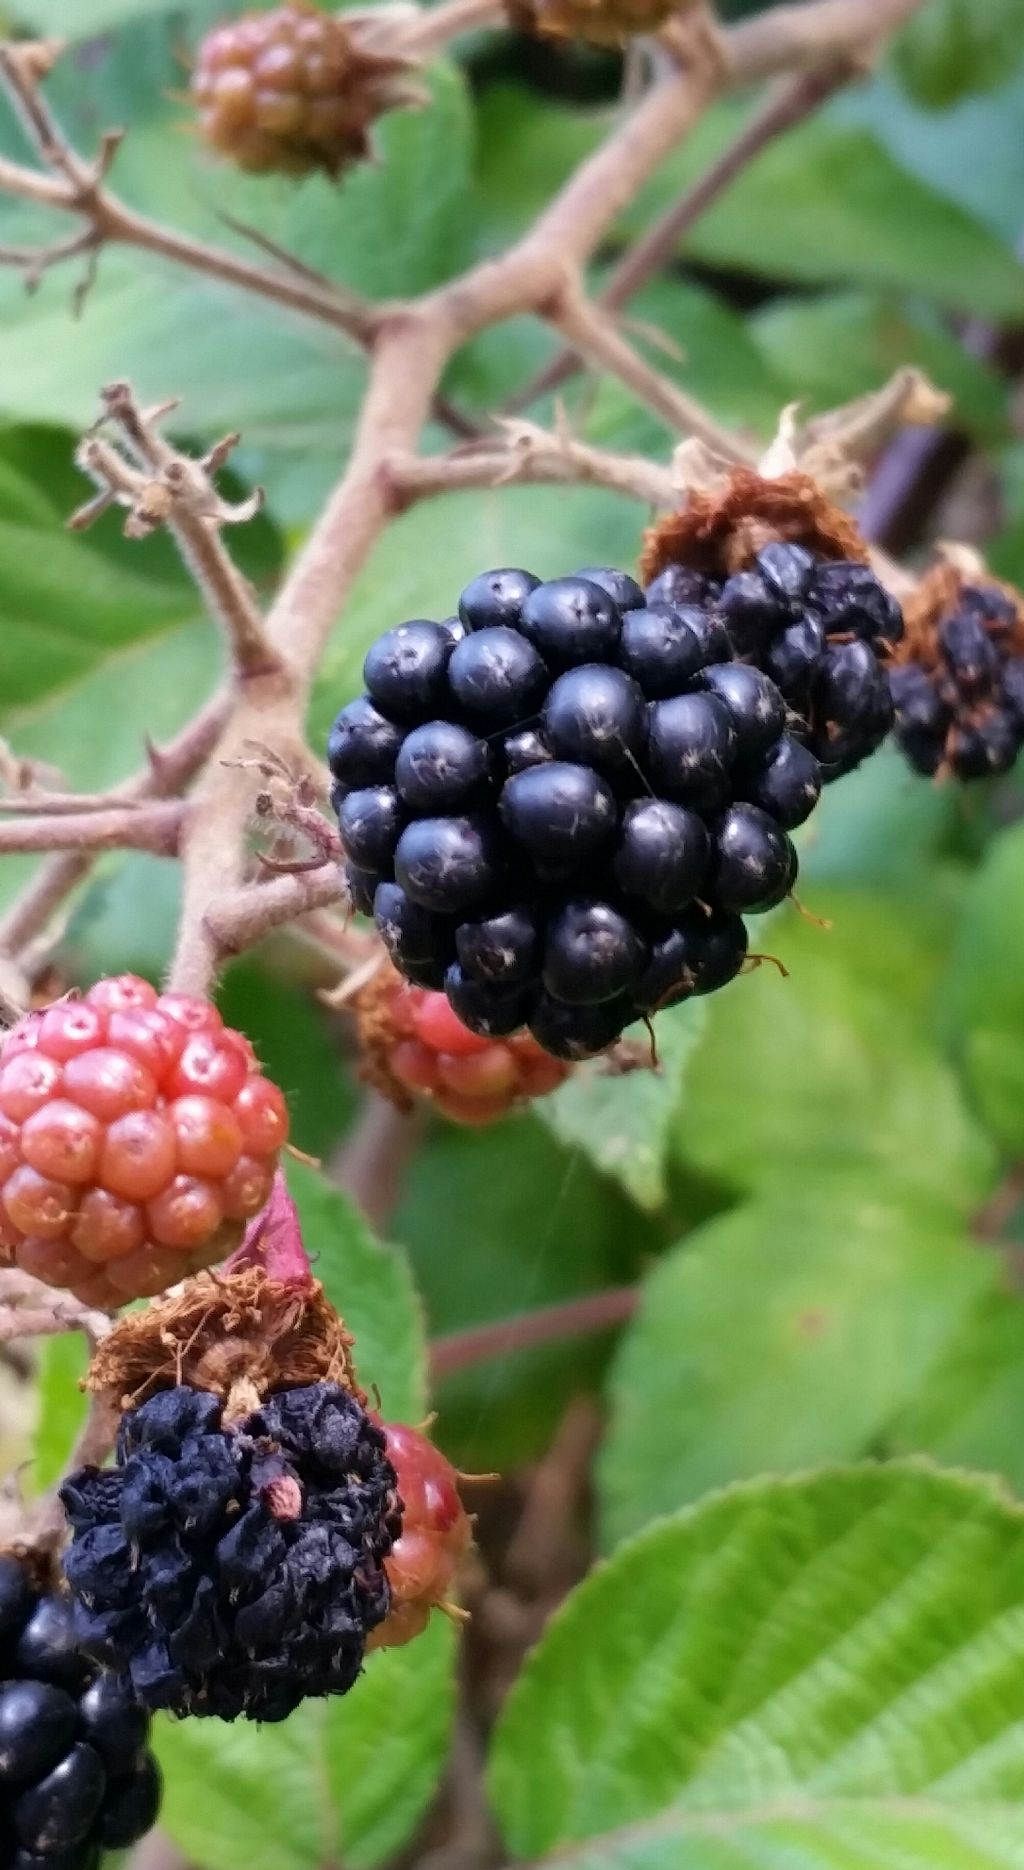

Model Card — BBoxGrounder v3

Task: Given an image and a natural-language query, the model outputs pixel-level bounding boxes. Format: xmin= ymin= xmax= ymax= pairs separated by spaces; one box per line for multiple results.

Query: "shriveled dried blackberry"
xmin=61 ymin=1382 xmax=399 ymax=1723
xmin=890 ymin=562 xmax=1024 ymax=781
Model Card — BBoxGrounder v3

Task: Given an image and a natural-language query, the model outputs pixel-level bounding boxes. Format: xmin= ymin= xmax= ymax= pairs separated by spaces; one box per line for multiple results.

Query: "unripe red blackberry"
xmin=191 ymin=2 xmax=417 ymax=177
xmin=0 ymin=1552 xmax=160 ymax=1866
xmin=369 ymin=1424 xmax=471 ymax=1651
xmin=0 ymin=978 xmax=288 ymax=1307
xmin=354 ymin=962 xmax=570 ymax=1125
xmin=890 ymin=561 xmax=1024 ymax=781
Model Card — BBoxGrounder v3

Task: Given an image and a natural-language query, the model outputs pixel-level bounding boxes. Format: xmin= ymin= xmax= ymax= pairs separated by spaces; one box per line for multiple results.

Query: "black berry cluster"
xmin=327 ymin=565 xmax=826 ymax=1060
xmin=647 ymin=543 xmax=902 ymax=781
xmin=890 ymin=582 xmax=1024 ymax=779
xmin=0 ymin=1556 xmax=159 ymax=1870
xmin=60 ymin=1383 xmax=400 ymax=1724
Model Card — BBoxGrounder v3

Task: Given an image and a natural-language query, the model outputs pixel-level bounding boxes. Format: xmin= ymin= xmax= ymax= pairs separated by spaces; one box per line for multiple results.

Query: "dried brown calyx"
xmin=352 ymin=960 xmax=416 ymax=1115
xmin=640 ymin=466 xmax=868 ymax=585
xmin=506 ymin=0 xmax=680 ymax=47
xmin=85 ymin=1174 xmax=363 ymax=1418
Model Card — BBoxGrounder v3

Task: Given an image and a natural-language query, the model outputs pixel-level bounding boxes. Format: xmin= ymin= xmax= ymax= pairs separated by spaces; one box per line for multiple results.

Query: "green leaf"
xmin=489 ymin=1463 xmax=1024 ymax=1867
xmin=751 ymin=290 xmax=1008 ymax=445
xmin=798 ymin=743 xmax=963 ymax=889
xmin=218 ymin=960 xmax=358 ymax=1160
xmin=0 ymin=421 xmax=279 ymax=918
xmin=537 ymin=999 xmax=707 ymax=1212
xmin=285 ymin=1158 xmax=426 ymax=1424
xmin=325 ymin=1617 xmax=456 ymax=1869
xmin=892 ymin=0 xmax=1024 ymax=109
xmin=156 ymin=1705 xmax=327 ymax=1870
xmin=396 ymin=1112 xmax=658 ymax=1469
xmin=944 ymin=820 xmax=1024 ymax=1154
xmin=475 ymin=88 xmax=1024 ymax=316
xmin=157 ymin=1624 xmax=456 ymax=1870
xmin=650 ymin=111 xmax=1024 ymax=318
xmin=29 ymin=1334 xmax=89 ymax=1496
xmin=677 ymin=887 xmax=996 ymax=1216
xmin=598 ymin=1183 xmax=998 ymax=1547
xmin=578 ymin=278 xmax=787 ymax=446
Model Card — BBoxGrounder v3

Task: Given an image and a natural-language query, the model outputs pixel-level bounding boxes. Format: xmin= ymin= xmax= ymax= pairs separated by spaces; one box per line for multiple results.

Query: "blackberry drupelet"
xmin=61 ymin=1383 xmax=399 ymax=1724
xmin=890 ymin=569 xmax=1024 ymax=781
xmin=638 ymin=469 xmax=903 ymax=782
xmin=329 ymin=563 xmax=815 ymax=1059
xmin=705 ymin=544 xmax=899 ymax=779
xmin=0 ymin=1555 xmax=159 ymax=1868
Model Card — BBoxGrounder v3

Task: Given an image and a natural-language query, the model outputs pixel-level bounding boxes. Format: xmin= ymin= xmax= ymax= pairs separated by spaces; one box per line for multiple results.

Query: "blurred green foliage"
xmin=7 ymin=1 xmax=1024 ymax=1865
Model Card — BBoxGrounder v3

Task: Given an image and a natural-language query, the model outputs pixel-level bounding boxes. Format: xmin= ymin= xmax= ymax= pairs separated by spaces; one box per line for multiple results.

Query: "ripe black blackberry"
xmin=328 ymin=562 xmax=810 ymax=1060
xmin=0 ymin=1554 xmax=159 ymax=1868
xmin=890 ymin=564 xmax=1024 ymax=781
xmin=60 ymin=1382 xmax=400 ymax=1724
xmin=639 ymin=467 xmax=904 ymax=784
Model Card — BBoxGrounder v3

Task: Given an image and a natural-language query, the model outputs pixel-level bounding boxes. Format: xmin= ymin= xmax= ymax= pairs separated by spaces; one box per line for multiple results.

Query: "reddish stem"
xmin=430 ymin=1285 xmax=638 ymax=1379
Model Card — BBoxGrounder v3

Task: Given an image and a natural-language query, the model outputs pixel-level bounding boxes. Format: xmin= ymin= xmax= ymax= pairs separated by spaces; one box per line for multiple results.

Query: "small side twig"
xmin=0 ymin=798 xmax=184 ymax=857
xmin=73 ymin=384 xmax=279 ymax=682
xmin=431 ymin=1285 xmax=639 ymax=1378
xmin=547 ymin=283 xmax=755 ymax=459
xmin=387 ymin=418 xmax=680 ymax=509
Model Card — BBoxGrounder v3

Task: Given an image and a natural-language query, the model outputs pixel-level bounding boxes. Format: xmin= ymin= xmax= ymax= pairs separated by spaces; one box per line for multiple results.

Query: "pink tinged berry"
xmin=221 ymin=1155 xmax=275 ymax=1220
xmin=386 ymin=1531 xmax=446 ymax=1603
xmin=71 ymin=1190 xmax=146 ymax=1264
xmin=412 ymin=995 xmax=491 ymax=1057
xmin=171 ymin=1096 xmax=244 ymax=1178
xmin=16 ymin=1235 xmax=93 ymax=1289
xmin=106 ymin=1008 xmax=186 ymax=1079
xmin=105 ymin=1242 xmax=188 ymax=1299
xmin=37 ymin=1002 xmax=107 ymax=1061
xmin=158 ymin=994 xmax=223 ymax=1035
xmin=99 ymin=1110 xmax=178 ymax=1202
xmin=167 ymin=1033 xmax=250 ymax=1103
xmin=20 ymin=1100 xmax=102 ymax=1185
xmin=516 ymin=1052 xmax=568 ymax=1097
xmin=389 ymin=1040 xmax=439 ymax=1094
xmin=368 ymin=1599 xmax=431 ymax=1650
xmin=70 ymin=1268 xmax=118 ymax=1308
xmin=435 ymin=1046 xmax=519 ymax=1099
xmin=85 ymin=975 xmax=159 ymax=1015
xmin=147 ymin=1175 xmax=225 ymax=1249
xmin=1 ymin=1015 xmax=42 ymax=1058
xmin=233 ymin=1077 xmax=289 ymax=1156
xmin=0 ymin=1112 xmax=21 ymax=1183
xmin=3 ymin=1165 xmax=77 ymax=1239
xmin=0 ymin=1051 xmax=63 ymax=1122
xmin=63 ymin=1049 xmax=157 ymax=1122
xmin=433 ymin=1091 xmax=511 ymax=1126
